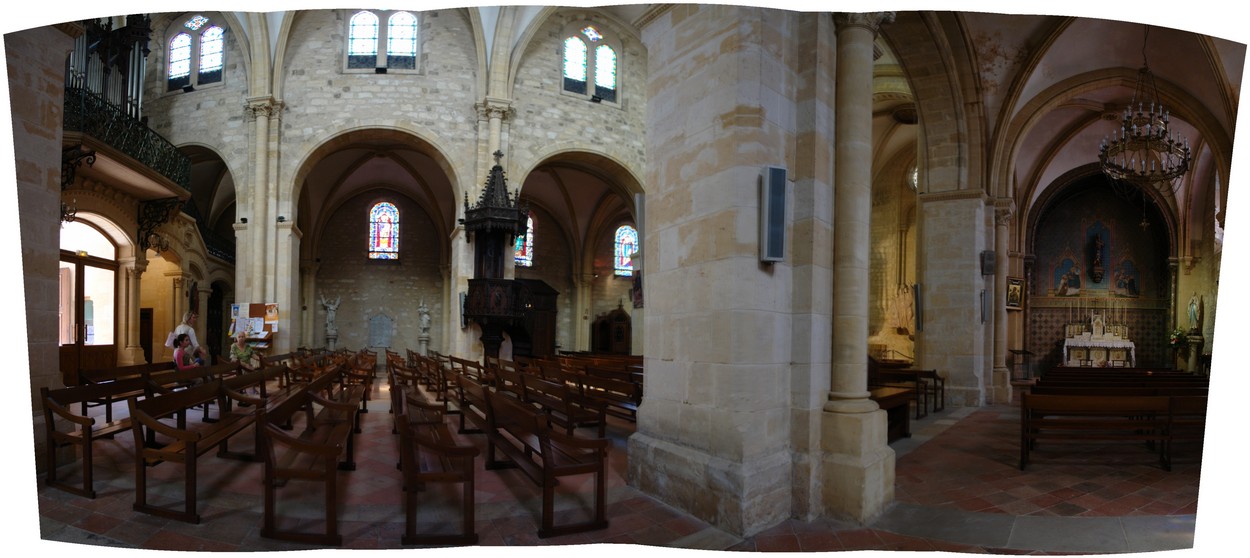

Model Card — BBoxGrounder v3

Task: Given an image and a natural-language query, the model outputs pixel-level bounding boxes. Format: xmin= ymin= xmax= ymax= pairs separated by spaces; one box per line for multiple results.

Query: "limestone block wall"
xmin=510 ymin=9 xmax=647 ymax=176
xmin=631 ymin=4 xmax=800 ymax=537
xmin=10 ymin=25 xmax=74 ymax=472
xmin=143 ymin=12 xmax=252 ymax=198
xmin=589 ymin=219 xmax=636 ymax=335
xmin=277 ymin=9 xmax=482 ymax=206
xmin=314 ymin=191 xmax=443 ymax=353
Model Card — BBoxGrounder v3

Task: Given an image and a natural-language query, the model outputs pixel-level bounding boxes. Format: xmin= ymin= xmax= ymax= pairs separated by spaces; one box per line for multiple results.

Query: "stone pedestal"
xmin=419 ymin=334 xmax=430 ymax=356
xmin=819 ymin=406 xmax=894 ymax=523
xmin=326 ymin=332 xmax=338 ymax=351
xmin=1186 ymin=335 xmax=1204 ymax=373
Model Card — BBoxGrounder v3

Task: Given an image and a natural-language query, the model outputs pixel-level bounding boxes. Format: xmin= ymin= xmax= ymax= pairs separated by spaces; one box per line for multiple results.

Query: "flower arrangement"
xmin=1169 ymin=328 xmax=1188 ymax=354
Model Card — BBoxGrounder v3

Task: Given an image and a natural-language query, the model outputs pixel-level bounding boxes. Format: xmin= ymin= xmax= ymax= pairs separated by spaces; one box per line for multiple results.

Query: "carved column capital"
xmin=994 ymin=198 xmax=1016 ymax=226
xmin=475 ymin=98 xmax=515 ymax=122
xmin=244 ymin=96 xmax=282 ymax=121
xmin=833 ymin=12 xmax=895 ymax=36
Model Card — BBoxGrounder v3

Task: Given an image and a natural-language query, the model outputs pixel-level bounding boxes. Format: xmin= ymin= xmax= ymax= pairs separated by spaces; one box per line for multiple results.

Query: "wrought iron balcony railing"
xmin=63 ymin=86 xmax=191 ymax=190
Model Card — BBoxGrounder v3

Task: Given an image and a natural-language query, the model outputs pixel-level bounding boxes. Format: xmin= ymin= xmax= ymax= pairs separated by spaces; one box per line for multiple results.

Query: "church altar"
xmin=1062 ymin=313 xmax=1135 ymax=367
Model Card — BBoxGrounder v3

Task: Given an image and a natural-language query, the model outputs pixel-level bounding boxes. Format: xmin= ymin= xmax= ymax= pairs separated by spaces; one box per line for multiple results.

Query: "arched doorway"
xmin=58 ymin=218 xmax=122 ymax=385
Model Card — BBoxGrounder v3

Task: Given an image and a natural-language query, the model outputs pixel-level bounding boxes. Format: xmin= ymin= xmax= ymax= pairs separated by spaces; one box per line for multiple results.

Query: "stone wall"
xmin=631 ymin=5 xmax=799 ymax=537
xmin=10 ymin=24 xmax=76 ymax=471
xmin=314 ymin=190 xmax=443 ymax=353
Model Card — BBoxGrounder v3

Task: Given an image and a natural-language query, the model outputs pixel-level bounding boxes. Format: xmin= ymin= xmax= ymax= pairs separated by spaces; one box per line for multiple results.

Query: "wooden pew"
xmin=574 ymin=373 xmax=641 ymax=423
xmin=522 ymin=375 xmax=607 ymax=437
xmin=260 ymin=369 xmax=363 ymax=545
xmin=1019 ymin=393 xmax=1172 ymax=471
xmin=397 ymin=391 xmax=480 ymax=546
xmin=78 ymin=361 xmax=178 ymax=422
xmin=482 ymin=388 xmax=610 ymax=538
xmin=454 ymin=374 xmax=491 ymax=435
xmin=127 ymin=378 xmax=267 ymax=523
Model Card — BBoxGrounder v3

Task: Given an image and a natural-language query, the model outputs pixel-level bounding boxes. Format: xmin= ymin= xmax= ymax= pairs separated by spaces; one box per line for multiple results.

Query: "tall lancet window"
xmin=348 ymin=11 xmax=380 ymax=69
xmin=614 ymin=225 xmax=637 ymax=276
xmin=368 ymin=202 xmax=400 ymax=260
xmin=594 ymin=44 xmax=617 ymax=102
xmin=515 ymin=212 xmax=535 ymax=267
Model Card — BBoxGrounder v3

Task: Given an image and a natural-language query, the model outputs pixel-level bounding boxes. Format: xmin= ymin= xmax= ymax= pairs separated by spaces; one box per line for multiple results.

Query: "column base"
xmin=627 ymin=432 xmax=791 ymax=538
xmin=989 ymin=366 xmax=1012 ymax=404
xmin=820 ymin=406 xmax=894 ymax=523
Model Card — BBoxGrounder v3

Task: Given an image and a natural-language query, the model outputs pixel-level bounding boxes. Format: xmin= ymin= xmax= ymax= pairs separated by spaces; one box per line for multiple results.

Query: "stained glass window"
xmin=594 ymin=45 xmax=617 ymax=102
xmin=563 ymin=37 xmax=587 ymax=94
xmin=168 ymin=16 xmax=225 ymax=91
xmin=515 ymin=212 xmax=534 ymax=267
xmin=198 ymin=26 xmax=224 ymax=84
xmin=169 ymin=34 xmax=192 ymax=79
xmin=185 ymin=14 xmax=209 ymax=31
xmin=369 ymin=202 xmax=400 ymax=260
xmin=614 ymin=225 xmax=637 ymax=276
xmin=581 ymin=26 xmax=603 ymax=41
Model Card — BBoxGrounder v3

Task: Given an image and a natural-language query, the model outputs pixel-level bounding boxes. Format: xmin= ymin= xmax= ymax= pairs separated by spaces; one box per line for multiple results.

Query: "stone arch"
xmin=288 ymin=125 xmax=466 ymax=222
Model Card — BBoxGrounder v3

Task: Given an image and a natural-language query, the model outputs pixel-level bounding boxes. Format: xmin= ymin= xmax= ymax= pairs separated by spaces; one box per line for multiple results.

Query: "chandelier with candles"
xmin=1098 ymin=28 xmax=1191 ymax=192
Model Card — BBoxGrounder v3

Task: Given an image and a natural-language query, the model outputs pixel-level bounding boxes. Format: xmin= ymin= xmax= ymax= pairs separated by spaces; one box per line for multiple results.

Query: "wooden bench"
xmin=1020 ymin=393 xmax=1171 ymax=471
xmin=78 ymin=361 xmax=178 ymax=422
xmin=523 ymin=375 xmax=607 ymax=437
xmin=483 ymin=388 xmax=609 ymax=538
xmin=127 ymin=378 xmax=267 ymax=523
xmin=454 ymin=374 xmax=491 ymax=435
xmin=260 ymin=368 xmax=364 ymax=545
xmin=574 ymin=373 xmax=640 ymax=423
xmin=1167 ymin=395 xmax=1207 ymax=464
xmin=41 ymin=366 xmax=215 ymax=498
xmin=397 ymin=393 xmax=480 ymax=546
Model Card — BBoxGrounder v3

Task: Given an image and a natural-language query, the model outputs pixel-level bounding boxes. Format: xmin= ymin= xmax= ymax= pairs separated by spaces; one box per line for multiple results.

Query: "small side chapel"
xmin=9 ymin=2 xmax=1242 ymax=542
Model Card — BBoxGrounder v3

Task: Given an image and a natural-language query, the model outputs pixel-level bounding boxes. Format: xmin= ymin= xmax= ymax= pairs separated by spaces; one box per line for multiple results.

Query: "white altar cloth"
xmin=1063 ymin=334 xmax=1136 ymax=367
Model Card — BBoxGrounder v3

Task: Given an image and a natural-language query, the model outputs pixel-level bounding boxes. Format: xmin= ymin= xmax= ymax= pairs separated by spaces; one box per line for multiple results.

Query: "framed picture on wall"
xmin=1006 ymin=277 xmax=1024 ymax=310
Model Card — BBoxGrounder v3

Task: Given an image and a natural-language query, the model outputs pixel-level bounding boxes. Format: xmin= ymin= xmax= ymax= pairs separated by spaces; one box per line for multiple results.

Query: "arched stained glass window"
xmin=515 ymin=212 xmax=534 ymax=267
xmin=614 ymin=225 xmax=637 ymax=276
xmin=594 ymin=44 xmax=617 ymax=102
xmin=167 ymin=15 xmax=226 ymax=92
xmin=168 ymin=33 xmax=192 ymax=82
xmin=348 ymin=11 xmax=380 ymax=68
xmin=369 ymin=202 xmax=400 ymax=260
xmin=387 ymin=11 xmax=417 ymax=69
xmin=198 ymin=26 xmax=224 ymax=84
xmin=563 ymin=37 xmax=588 ymax=94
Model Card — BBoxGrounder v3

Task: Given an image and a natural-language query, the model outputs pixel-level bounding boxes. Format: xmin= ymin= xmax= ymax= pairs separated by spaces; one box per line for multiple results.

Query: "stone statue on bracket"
xmin=319 ymin=294 xmax=341 ymax=336
xmin=418 ymin=299 xmax=432 ymax=337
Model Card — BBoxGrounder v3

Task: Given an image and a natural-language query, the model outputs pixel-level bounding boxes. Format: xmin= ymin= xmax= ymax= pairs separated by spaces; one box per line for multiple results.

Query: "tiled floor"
xmin=35 ymin=378 xmax=1202 ymax=553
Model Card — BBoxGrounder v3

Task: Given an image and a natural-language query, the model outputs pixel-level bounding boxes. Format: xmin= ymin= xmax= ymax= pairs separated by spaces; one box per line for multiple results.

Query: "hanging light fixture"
xmin=1098 ymin=26 xmax=1191 ymax=193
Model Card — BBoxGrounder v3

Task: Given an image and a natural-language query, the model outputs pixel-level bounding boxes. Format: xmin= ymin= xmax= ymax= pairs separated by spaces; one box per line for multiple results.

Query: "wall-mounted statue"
xmin=319 ymin=294 xmax=341 ymax=336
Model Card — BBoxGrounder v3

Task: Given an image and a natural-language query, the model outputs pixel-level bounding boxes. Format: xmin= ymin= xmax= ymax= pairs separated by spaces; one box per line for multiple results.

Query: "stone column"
xmin=196 ymin=281 xmax=212 ymax=360
xmin=300 ymin=261 xmax=318 ymax=348
xmin=118 ymin=258 xmax=146 ymax=365
xmin=991 ymin=199 xmax=1014 ymax=403
xmin=274 ymin=219 xmax=301 ymax=354
xmin=575 ymin=273 xmax=594 ymax=351
xmin=822 ymin=11 xmax=896 ymax=524
xmin=245 ymin=97 xmax=277 ymax=301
